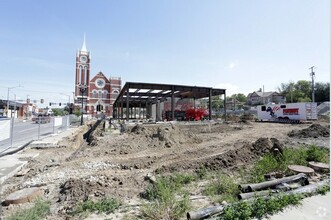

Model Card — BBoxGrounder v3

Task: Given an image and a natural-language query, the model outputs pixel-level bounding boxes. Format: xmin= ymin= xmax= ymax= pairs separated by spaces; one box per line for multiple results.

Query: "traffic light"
xmin=59 ymin=103 xmax=62 ymax=106
xmin=49 ymin=102 xmax=52 ymax=106
xmin=41 ymin=99 xmax=44 ymax=104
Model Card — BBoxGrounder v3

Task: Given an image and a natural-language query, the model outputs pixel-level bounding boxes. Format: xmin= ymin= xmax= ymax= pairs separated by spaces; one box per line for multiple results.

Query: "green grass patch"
xmin=220 ymin=193 xmax=302 ymax=220
xmin=249 ymin=145 xmax=329 ymax=183
xmin=72 ymin=197 xmax=121 ymax=216
xmin=7 ymin=199 xmax=50 ymax=220
xmin=202 ymin=173 xmax=240 ymax=203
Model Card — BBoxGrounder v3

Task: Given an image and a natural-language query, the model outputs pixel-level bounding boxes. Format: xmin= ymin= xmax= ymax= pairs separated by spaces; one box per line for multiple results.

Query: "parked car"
xmin=32 ymin=114 xmax=51 ymax=124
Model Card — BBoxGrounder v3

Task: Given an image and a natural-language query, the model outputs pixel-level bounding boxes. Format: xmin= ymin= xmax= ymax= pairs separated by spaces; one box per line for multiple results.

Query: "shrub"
xmin=306 ymin=145 xmax=329 ymax=163
xmin=202 ymin=173 xmax=239 ymax=202
xmin=220 ymin=194 xmax=302 ymax=220
xmin=141 ymin=174 xmax=192 ymax=219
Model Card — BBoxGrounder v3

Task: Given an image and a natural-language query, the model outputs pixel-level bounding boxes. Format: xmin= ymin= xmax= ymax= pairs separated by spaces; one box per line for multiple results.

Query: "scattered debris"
xmin=238 ymin=173 xmax=309 ymax=193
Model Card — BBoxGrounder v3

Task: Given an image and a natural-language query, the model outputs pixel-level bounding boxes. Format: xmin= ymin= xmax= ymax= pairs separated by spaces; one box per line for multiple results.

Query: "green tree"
xmin=235 ymin=93 xmax=247 ymax=103
xmin=278 ymin=80 xmax=312 ymax=103
xmin=52 ymin=108 xmax=65 ymax=116
xmin=315 ymin=82 xmax=330 ymax=102
xmin=211 ymin=96 xmax=223 ymax=109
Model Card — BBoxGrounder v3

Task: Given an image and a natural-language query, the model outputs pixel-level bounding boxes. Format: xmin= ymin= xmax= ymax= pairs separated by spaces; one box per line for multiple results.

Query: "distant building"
xmin=74 ymin=35 xmax=121 ymax=117
xmin=247 ymin=91 xmax=284 ymax=105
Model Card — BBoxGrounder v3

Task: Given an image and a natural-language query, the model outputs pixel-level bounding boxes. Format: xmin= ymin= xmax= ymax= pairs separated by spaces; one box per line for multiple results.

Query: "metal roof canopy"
xmin=113 ymin=82 xmax=226 ymax=120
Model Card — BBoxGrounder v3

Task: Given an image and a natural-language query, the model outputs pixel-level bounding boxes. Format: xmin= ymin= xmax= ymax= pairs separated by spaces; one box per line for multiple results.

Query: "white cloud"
xmin=228 ymin=62 xmax=237 ymax=69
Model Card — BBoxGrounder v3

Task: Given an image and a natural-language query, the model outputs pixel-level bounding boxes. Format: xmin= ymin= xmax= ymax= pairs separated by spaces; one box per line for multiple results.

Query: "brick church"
xmin=74 ymin=36 xmax=121 ymax=117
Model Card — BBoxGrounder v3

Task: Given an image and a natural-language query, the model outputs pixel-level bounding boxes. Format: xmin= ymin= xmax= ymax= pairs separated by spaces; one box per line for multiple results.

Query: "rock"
xmin=145 ymin=173 xmax=156 ymax=183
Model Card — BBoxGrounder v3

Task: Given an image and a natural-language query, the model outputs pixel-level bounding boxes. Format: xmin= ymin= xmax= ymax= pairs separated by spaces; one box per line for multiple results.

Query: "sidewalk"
xmin=0 ymin=127 xmax=81 ymax=186
xmin=268 ymin=192 xmax=331 ymax=219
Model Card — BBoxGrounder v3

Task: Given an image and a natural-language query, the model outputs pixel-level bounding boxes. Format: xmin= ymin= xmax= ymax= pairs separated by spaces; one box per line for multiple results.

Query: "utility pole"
xmin=309 ymin=66 xmax=315 ymax=102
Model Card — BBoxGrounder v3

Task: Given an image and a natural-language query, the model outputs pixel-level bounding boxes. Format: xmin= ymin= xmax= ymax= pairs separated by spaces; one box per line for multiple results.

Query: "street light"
xmin=60 ymin=93 xmax=71 ymax=105
xmin=79 ymin=84 xmax=87 ymax=125
xmin=6 ymin=85 xmax=23 ymax=117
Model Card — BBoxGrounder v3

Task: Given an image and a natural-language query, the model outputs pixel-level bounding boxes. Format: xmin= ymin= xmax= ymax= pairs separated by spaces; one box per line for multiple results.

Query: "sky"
xmin=0 ymin=0 xmax=329 ymax=106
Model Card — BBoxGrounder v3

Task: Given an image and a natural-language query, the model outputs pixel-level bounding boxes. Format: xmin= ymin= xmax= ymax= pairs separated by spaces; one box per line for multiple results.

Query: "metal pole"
xmin=38 ymin=117 xmax=41 ymax=140
xmin=53 ymin=117 xmax=55 ymax=134
xmin=81 ymin=89 xmax=84 ymax=125
xmin=6 ymin=88 xmax=9 ymax=117
xmin=6 ymin=85 xmax=23 ymax=117
xmin=310 ymin=66 xmax=315 ymax=103
xmin=10 ymin=117 xmax=14 ymax=147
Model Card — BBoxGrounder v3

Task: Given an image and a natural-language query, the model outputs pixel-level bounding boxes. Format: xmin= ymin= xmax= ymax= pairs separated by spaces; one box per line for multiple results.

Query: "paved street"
xmin=0 ymin=117 xmax=69 ymax=152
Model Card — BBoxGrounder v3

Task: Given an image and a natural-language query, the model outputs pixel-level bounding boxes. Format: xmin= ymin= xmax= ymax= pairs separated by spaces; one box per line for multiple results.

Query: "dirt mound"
xmin=57 ymin=176 xmax=111 ymax=213
xmin=202 ymin=137 xmax=281 ymax=170
xmin=288 ymin=124 xmax=330 ymax=138
xmin=240 ymin=113 xmax=255 ymax=121
xmin=157 ymin=138 xmax=282 ymax=172
xmin=100 ymin=124 xmax=202 ymax=152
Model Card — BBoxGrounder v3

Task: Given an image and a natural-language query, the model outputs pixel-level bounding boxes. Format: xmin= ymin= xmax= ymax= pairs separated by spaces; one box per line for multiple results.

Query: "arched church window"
xmin=92 ymin=90 xmax=97 ymax=98
xmin=103 ymin=91 xmax=108 ymax=99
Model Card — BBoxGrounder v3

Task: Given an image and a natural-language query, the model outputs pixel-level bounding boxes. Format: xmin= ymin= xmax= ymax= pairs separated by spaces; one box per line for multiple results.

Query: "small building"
xmin=247 ymin=91 xmax=285 ymax=106
xmin=0 ymin=100 xmax=24 ymax=118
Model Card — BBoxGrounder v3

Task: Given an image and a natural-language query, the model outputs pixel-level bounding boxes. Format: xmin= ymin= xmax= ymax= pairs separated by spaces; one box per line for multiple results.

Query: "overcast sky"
xmin=0 ymin=0 xmax=329 ymax=105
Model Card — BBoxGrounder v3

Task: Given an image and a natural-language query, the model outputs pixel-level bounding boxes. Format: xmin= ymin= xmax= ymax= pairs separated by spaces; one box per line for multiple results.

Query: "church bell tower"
xmin=74 ymin=34 xmax=91 ymax=108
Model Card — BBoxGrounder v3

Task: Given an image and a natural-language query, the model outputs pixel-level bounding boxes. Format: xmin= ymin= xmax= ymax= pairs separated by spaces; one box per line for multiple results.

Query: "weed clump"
xmin=141 ymin=173 xmax=193 ymax=219
xmin=202 ymin=173 xmax=239 ymax=203
xmin=72 ymin=198 xmax=121 ymax=216
xmin=7 ymin=199 xmax=50 ymax=220
xmin=249 ymin=145 xmax=329 ymax=182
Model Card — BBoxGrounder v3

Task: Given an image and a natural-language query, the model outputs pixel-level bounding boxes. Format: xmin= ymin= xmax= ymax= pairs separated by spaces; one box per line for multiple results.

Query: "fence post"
xmin=38 ymin=117 xmax=41 ymax=140
xmin=10 ymin=117 xmax=14 ymax=148
xmin=53 ymin=116 xmax=55 ymax=134
xmin=67 ymin=115 xmax=70 ymax=129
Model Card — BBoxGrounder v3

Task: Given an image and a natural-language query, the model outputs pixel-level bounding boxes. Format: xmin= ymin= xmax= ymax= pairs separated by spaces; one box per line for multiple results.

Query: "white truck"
xmin=257 ymin=102 xmax=317 ymax=123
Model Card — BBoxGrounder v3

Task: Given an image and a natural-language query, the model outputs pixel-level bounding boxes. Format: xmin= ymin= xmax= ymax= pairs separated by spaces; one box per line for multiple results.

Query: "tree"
xmin=315 ymin=82 xmax=330 ymax=102
xmin=52 ymin=108 xmax=65 ymax=116
xmin=278 ymin=80 xmax=311 ymax=103
xmin=235 ymin=93 xmax=247 ymax=103
xmin=211 ymin=96 xmax=223 ymax=110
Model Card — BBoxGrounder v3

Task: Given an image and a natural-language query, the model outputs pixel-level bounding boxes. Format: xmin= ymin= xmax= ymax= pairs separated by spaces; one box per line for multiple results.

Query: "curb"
xmin=0 ymin=141 xmax=34 ymax=158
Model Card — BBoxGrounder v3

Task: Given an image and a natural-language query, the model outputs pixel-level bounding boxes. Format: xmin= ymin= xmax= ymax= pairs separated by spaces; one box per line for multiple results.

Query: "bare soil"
xmin=1 ymin=119 xmax=330 ymax=219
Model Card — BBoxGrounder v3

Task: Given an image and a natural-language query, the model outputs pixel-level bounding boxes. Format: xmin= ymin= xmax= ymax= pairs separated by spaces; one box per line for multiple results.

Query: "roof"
xmin=250 ymin=91 xmax=279 ymax=98
xmin=113 ymin=82 xmax=226 ymax=108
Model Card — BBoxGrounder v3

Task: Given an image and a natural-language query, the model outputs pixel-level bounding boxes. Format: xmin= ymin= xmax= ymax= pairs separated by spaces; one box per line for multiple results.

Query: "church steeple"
xmin=81 ymin=33 xmax=87 ymax=52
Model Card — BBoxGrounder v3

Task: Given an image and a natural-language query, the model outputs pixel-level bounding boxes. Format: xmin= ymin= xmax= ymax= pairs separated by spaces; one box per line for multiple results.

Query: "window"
xmin=261 ymin=106 xmax=266 ymax=111
xmin=98 ymin=90 xmax=102 ymax=98
xmin=92 ymin=90 xmax=97 ymax=98
xmin=103 ymin=91 xmax=108 ymax=99
xmin=280 ymin=105 xmax=286 ymax=108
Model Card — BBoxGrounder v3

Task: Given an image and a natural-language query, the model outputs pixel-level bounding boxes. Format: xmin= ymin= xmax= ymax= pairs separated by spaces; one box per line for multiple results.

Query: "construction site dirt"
xmin=1 ymin=118 xmax=330 ymax=219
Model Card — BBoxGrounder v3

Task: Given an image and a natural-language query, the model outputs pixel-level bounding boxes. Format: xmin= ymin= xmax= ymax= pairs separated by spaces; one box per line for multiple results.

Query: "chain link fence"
xmin=0 ymin=115 xmax=81 ymax=153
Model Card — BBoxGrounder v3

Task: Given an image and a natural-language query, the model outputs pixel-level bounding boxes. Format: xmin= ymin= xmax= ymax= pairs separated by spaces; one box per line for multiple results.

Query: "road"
xmin=0 ymin=117 xmax=70 ymax=152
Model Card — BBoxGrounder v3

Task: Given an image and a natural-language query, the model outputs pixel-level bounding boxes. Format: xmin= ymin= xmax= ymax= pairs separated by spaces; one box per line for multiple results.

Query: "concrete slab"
xmin=0 ymin=153 xmax=39 ymax=185
xmin=267 ymin=192 xmax=331 ymax=220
